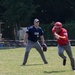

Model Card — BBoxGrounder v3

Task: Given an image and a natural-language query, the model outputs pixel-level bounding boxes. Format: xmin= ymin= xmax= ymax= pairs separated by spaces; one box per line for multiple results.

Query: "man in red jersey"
xmin=52 ymin=22 xmax=75 ymax=70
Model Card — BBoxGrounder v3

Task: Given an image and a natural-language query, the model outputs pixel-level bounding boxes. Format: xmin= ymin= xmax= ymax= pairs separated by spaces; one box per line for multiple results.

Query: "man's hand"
xmin=55 ymin=35 xmax=60 ymax=39
xmin=54 ymin=32 xmax=66 ymax=40
xmin=54 ymin=32 xmax=60 ymax=39
xmin=42 ymin=43 xmax=47 ymax=52
xmin=23 ymin=42 xmax=26 ymax=46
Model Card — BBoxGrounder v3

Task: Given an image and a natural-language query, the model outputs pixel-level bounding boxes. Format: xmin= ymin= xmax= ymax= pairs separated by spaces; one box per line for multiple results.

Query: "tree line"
xmin=0 ymin=0 xmax=75 ymax=39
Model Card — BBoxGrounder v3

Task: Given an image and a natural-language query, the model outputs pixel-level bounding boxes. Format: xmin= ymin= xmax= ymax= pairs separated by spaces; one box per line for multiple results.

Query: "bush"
xmin=40 ymin=22 xmax=75 ymax=40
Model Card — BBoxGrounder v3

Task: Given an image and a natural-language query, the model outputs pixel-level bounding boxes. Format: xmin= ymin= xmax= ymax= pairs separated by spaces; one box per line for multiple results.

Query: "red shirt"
xmin=52 ymin=27 xmax=69 ymax=45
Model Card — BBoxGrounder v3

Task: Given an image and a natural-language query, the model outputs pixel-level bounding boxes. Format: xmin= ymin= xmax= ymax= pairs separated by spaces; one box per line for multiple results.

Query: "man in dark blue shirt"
xmin=22 ymin=18 xmax=48 ymax=65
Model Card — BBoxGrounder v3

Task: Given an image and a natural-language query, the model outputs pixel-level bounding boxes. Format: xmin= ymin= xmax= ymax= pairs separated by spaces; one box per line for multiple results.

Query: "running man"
xmin=52 ymin=22 xmax=75 ymax=70
xmin=22 ymin=18 xmax=48 ymax=65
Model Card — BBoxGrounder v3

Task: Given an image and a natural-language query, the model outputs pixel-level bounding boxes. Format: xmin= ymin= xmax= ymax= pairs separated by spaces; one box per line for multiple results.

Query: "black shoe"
xmin=22 ymin=63 xmax=25 ymax=66
xmin=44 ymin=62 xmax=48 ymax=64
xmin=63 ymin=59 xmax=66 ymax=66
xmin=72 ymin=67 xmax=75 ymax=70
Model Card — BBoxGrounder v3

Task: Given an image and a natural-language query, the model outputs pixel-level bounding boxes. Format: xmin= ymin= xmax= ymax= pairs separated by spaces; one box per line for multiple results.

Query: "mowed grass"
xmin=0 ymin=47 xmax=75 ymax=75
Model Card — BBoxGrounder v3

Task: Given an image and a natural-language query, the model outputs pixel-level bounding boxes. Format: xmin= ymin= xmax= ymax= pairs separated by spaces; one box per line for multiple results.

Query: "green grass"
xmin=0 ymin=47 xmax=75 ymax=75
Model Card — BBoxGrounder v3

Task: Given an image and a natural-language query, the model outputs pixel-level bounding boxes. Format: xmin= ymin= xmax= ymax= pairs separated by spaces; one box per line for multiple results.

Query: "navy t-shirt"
xmin=26 ymin=25 xmax=44 ymax=42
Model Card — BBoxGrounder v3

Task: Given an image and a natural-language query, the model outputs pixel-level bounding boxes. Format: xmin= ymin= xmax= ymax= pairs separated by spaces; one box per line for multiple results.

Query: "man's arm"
xmin=54 ymin=32 xmax=67 ymax=40
xmin=40 ymin=35 xmax=47 ymax=51
xmin=40 ymin=35 xmax=45 ymax=45
xmin=23 ymin=33 xmax=28 ymax=46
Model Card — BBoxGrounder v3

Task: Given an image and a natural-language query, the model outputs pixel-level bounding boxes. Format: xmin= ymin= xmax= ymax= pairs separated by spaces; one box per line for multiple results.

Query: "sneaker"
xmin=72 ymin=67 xmax=75 ymax=70
xmin=22 ymin=63 xmax=25 ymax=66
xmin=63 ymin=59 xmax=66 ymax=66
xmin=44 ymin=62 xmax=48 ymax=64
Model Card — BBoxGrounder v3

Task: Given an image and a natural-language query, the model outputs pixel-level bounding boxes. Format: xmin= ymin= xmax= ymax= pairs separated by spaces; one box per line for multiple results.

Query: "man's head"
xmin=54 ymin=22 xmax=62 ymax=33
xmin=34 ymin=19 xmax=39 ymax=28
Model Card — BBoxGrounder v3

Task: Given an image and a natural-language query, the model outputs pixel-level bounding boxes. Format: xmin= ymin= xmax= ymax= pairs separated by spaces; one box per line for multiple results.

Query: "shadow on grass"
xmin=0 ymin=47 xmax=16 ymax=50
xmin=21 ymin=64 xmax=43 ymax=66
xmin=0 ymin=47 xmax=24 ymax=50
xmin=44 ymin=70 xmax=71 ymax=74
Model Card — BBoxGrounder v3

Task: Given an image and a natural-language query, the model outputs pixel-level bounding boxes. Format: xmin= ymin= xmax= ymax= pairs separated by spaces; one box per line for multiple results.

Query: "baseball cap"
xmin=54 ymin=22 xmax=62 ymax=28
xmin=34 ymin=19 xmax=39 ymax=22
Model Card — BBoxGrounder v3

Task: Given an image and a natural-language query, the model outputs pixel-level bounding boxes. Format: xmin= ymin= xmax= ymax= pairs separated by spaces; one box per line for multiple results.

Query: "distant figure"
xmin=52 ymin=22 xmax=75 ymax=70
xmin=0 ymin=33 xmax=2 ymax=41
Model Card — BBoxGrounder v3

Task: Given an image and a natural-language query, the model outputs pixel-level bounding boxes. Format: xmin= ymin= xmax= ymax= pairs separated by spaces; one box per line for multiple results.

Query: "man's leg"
xmin=22 ymin=51 xmax=29 ymax=65
xmin=64 ymin=43 xmax=75 ymax=70
xmin=58 ymin=45 xmax=66 ymax=59
xmin=34 ymin=41 xmax=48 ymax=64
xmin=22 ymin=40 xmax=33 ymax=65
xmin=58 ymin=45 xmax=66 ymax=66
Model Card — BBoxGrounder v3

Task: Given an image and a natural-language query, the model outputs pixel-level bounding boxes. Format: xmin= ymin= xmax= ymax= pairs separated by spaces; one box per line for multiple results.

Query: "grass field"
xmin=0 ymin=47 xmax=75 ymax=75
